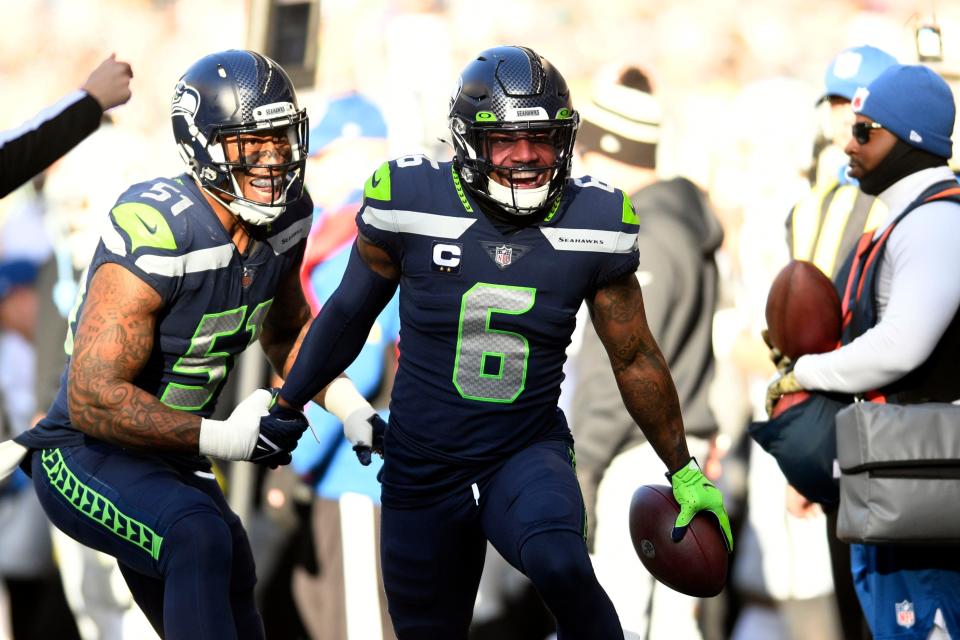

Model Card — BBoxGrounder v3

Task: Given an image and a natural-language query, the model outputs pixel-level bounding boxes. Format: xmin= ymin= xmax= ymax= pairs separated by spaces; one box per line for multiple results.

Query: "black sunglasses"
xmin=852 ymin=121 xmax=884 ymax=144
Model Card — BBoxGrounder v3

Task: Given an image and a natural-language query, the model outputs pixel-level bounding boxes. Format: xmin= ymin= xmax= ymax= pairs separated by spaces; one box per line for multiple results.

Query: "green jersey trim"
xmin=451 ymin=166 xmax=474 ymax=213
xmin=365 ymin=162 xmax=392 ymax=201
xmin=111 ymin=202 xmax=178 ymax=253
xmin=622 ymin=193 xmax=639 ymax=225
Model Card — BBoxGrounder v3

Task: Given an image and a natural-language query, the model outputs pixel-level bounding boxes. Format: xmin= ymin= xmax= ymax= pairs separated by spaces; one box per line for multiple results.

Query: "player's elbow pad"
xmin=281 ymin=244 xmax=397 ymax=407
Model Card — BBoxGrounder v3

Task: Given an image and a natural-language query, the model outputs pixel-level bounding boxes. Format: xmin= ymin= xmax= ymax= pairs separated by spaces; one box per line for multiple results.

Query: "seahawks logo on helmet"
xmin=169 ymin=50 xmax=309 ymax=227
xmin=171 ymin=82 xmax=204 ymax=139
xmin=171 ymin=81 xmax=200 ymax=120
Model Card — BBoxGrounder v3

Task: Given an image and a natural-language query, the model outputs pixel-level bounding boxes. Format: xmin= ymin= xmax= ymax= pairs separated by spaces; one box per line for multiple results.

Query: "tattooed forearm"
xmin=590 ymin=273 xmax=690 ymax=471
xmin=68 ymin=264 xmax=200 ymax=451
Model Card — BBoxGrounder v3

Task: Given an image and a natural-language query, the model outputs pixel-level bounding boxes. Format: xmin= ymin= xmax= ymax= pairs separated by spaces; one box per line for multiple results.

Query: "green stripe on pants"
xmin=41 ymin=448 xmax=164 ymax=561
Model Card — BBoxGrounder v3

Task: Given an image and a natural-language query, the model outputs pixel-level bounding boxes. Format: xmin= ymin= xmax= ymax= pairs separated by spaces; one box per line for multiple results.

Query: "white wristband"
xmin=199 ymin=417 xmax=257 ymax=461
xmin=198 ymin=388 xmax=272 ymax=460
xmin=325 ymin=378 xmax=375 ymax=447
xmin=324 ymin=377 xmax=371 ymax=423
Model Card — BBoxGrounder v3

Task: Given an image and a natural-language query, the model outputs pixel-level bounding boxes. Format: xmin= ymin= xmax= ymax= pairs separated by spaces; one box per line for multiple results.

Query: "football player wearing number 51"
xmin=5 ymin=50 xmax=378 ymax=640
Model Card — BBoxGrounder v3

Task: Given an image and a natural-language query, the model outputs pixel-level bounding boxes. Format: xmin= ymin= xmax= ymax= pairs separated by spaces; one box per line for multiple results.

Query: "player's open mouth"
xmin=249 ymin=176 xmax=283 ymax=197
xmin=506 ymin=170 xmax=548 ymax=189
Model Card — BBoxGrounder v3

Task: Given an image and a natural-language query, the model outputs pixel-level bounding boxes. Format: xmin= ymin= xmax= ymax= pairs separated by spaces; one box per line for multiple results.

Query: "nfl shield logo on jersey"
xmin=241 ymin=267 xmax=256 ymax=288
xmin=495 ymin=245 xmax=513 ymax=268
xmin=895 ymin=600 xmax=915 ymax=628
xmin=481 ymin=241 xmax=530 ymax=270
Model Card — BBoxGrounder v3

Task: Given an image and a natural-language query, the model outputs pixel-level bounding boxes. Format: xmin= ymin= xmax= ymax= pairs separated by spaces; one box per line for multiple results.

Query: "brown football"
xmin=628 ymin=485 xmax=729 ymax=597
xmin=765 ymin=260 xmax=842 ymax=360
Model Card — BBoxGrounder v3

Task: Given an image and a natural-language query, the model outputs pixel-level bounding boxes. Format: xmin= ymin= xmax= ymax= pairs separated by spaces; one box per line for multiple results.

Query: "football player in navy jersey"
xmin=276 ymin=46 xmax=734 ymax=639
xmin=0 ymin=50 xmax=381 ymax=640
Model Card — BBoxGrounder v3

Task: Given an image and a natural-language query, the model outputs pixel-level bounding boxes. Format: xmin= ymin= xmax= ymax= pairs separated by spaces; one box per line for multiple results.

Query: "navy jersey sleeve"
xmin=355 ymin=160 xmax=404 ymax=263
xmin=592 ymin=188 xmax=640 ymax=292
xmin=94 ymin=179 xmax=197 ymax=304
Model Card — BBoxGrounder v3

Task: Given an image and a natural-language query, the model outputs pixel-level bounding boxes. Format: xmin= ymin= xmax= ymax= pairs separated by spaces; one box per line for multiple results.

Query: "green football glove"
xmin=765 ymin=370 xmax=804 ymax=417
xmin=668 ymin=458 xmax=733 ymax=552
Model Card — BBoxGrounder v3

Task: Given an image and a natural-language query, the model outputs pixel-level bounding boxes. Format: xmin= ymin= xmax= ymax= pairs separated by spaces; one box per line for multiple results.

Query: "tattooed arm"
xmin=67 ymin=263 xmax=201 ymax=450
xmin=587 ymin=271 xmax=690 ymax=472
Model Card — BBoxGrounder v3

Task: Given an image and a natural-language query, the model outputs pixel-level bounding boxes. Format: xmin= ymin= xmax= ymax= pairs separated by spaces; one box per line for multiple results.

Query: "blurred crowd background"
xmin=0 ymin=0 xmax=959 ymax=639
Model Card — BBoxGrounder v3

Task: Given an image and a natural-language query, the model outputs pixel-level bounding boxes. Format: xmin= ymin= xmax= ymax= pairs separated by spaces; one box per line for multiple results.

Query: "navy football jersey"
xmin=23 ymin=174 xmax=311 ymax=464
xmin=357 ymin=156 xmax=639 ymax=473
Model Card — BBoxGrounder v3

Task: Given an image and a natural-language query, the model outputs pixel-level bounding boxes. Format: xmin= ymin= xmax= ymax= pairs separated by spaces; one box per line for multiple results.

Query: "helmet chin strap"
xmin=228 ymin=199 xmax=286 ymax=226
xmin=487 ymin=179 xmax=549 ymax=214
xmin=202 ymin=185 xmax=286 ymax=227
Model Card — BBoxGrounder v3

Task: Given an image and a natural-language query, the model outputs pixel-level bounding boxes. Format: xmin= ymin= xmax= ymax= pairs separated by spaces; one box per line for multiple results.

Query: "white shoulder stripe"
xmin=101 ymin=216 xmax=128 ymax=257
xmin=134 ymin=244 xmax=235 ymax=277
xmin=267 ymin=216 xmax=311 ymax=254
xmin=539 ymin=227 xmax=638 ymax=254
xmin=361 ymin=205 xmax=476 ymax=238
xmin=0 ymin=91 xmax=87 ymax=147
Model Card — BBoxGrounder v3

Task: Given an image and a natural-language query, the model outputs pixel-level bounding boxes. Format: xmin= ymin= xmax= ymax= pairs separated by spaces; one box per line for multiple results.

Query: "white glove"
xmin=343 ymin=405 xmax=377 ymax=448
xmin=199 ymin=388 xmax=273 ymax=460
xmin=0 ymin=440 xmax=29 ymax=483
xmin=325 ymin=378 xmax=375 ymax=447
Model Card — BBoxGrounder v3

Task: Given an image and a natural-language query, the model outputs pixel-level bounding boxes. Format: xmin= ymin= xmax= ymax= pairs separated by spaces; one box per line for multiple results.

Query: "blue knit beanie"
xmin=852 ymin=64 xmax=955 ymax=158
xmin=821 ymin=45 xmax=897 ymax=103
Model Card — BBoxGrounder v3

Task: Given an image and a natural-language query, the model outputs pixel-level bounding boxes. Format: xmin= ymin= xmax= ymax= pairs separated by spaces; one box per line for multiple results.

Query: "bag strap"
xmin=841 ymin=183 xmax=960 ymax=404
xmin=923 ymin=186 xmax=960 ymax=202
xmin=840 ymin=186 xmax=960 ymax=404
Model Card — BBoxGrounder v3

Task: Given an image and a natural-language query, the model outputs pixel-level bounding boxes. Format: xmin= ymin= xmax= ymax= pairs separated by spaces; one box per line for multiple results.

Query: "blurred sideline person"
xmin=0 ymin=50 xmax=378 ymax=640
xmin=0 ymin=260 xmax=81 ymax=640
xmin=768 ymin=64 xmax=960 ymax=640
xmin=570 ymin=65 xmax=723 ymax=640
xmin=787 ymin=45 xmax=896 ymax=279
xmin=271 ymin=45 xmax=733 ymax=639
xmin=0 ymin=54 xmax=132 ymax=198
xmin=289 ymin=92 xmax=398 ymax=640
xmin=782 ymin=44 xmax=897 ymax=640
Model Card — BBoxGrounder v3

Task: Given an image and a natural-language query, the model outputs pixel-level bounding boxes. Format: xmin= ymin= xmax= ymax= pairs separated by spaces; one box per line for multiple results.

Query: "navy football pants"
xmin=31 ymin=443 xmax=263 ymax=640
xmin=380 ymin=438 xmax=623 ymax=639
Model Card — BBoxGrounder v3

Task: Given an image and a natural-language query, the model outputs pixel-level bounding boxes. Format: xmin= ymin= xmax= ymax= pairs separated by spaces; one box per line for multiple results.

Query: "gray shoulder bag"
xmin=835 ymin=401 xmax=960 ymax=544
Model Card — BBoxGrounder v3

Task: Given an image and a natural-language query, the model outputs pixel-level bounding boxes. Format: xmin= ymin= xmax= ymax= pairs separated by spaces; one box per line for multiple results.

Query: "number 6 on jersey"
xmin=453 ymin=283 xmax=535 ymax=403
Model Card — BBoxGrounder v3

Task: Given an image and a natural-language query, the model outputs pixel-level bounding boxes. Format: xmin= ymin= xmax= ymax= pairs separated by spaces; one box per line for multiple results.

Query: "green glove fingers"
xmin=668 ymin=458 xmax=734 ymax=552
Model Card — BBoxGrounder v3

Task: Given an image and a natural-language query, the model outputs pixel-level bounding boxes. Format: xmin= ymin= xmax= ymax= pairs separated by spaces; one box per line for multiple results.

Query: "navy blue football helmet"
xmin=171 ymin=50 xmax=308 ymax=225
xmin=449 ymin=46 xmax=578 ymax=219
